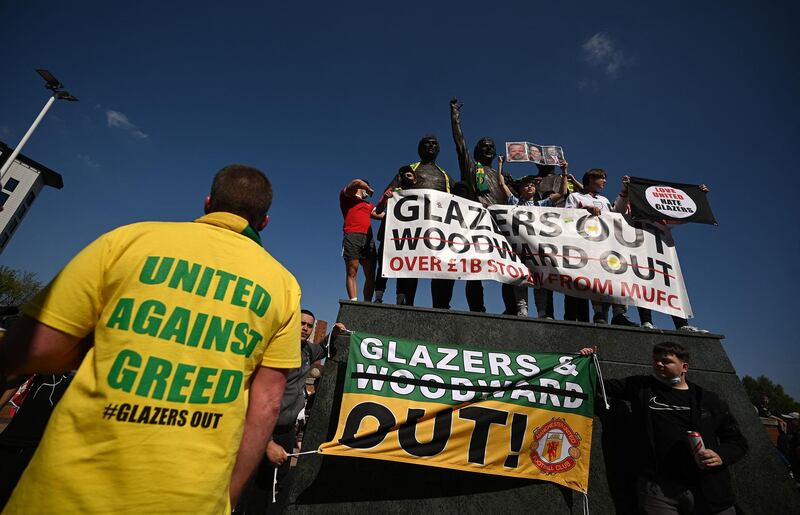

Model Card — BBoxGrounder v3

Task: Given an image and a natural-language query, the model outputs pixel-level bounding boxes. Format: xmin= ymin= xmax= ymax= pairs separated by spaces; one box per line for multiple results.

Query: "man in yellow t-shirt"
xmin=0 ymin=164 xmax=302 ymax=514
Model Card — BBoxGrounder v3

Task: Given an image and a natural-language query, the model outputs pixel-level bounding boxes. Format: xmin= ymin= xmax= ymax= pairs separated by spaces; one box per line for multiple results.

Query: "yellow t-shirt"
xmin=4 ymin=212 xmax=301 ymax=515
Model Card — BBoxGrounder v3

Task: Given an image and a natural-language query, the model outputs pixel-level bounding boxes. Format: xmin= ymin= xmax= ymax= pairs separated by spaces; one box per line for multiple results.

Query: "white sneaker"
xmin=642 ymin=322 xmax=657 ymax=329
xmin=680 ymin=325 xmax=710 ymax=333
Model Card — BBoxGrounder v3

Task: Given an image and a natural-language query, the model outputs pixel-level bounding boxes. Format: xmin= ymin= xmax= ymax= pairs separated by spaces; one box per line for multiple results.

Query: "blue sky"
xmin=1 ymin=1 xmax=797 ymax=397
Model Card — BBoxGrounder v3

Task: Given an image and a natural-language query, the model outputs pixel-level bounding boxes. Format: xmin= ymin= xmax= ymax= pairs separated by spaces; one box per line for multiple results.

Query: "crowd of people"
xmin=778 ymin=413 xmax=800 ymax=485
xmin=339 ymin=98 xmax=709 ymax=332
xmin=754 ymin=395 xmax=800 ymax=486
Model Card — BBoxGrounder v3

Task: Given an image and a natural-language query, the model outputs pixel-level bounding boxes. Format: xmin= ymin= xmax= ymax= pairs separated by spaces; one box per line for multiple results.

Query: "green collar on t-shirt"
xmin=194 ymin=212 xmax=263 ymax=246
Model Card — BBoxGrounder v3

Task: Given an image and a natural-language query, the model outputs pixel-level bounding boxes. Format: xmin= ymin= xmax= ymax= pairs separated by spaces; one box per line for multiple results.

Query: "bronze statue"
xmin=385 ymin=135 xmax=452 ymax=193
xmin=381 ymin=135 xmax=455 ymax=309
xmin=449 ymin=99 xmax=507 ymax=207
xmin=450 ymin=98 xmax=515 ymax=314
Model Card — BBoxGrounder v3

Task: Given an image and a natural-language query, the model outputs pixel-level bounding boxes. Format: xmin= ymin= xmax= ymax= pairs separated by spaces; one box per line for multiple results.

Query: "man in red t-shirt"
xmin=340 ymin=179 xmax=382 ymax=301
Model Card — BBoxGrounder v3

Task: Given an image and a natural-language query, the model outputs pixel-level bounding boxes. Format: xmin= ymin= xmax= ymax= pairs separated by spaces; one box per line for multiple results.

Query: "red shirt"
xmin=340 ymin=190 xmax=374 ymax=234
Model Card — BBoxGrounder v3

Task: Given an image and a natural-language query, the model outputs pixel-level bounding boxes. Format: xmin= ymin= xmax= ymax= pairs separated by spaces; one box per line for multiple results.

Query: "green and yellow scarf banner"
xmin=320 ymin=332 xmax=597 ymax=494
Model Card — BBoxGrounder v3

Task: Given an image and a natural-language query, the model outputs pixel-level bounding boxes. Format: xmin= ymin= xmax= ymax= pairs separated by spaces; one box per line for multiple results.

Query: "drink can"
xmin=687 ymin=431 xmax=705 ymax=466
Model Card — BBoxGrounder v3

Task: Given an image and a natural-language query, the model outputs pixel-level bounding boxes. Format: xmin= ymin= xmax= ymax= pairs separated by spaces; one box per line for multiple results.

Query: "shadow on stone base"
xmin=281 ymin=301 xmax=800 ymax=514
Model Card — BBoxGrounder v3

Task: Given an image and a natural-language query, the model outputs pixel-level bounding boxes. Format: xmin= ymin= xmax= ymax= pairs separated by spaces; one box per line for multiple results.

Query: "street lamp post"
xmin=0 ymin=69 xmax=78 ymax=185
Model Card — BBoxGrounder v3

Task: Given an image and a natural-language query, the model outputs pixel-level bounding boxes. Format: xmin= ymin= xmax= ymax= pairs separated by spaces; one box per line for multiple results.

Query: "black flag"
xmin=627 ymin=176 xmax=717 ymax=225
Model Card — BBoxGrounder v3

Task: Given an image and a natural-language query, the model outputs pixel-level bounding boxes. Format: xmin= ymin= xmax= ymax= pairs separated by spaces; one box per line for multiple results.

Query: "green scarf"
xmin=475 ymin=162 xmax=490 ymax=194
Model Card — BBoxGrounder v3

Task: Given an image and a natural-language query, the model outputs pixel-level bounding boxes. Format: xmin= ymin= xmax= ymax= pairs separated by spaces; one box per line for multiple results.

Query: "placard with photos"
xmin=505 ymin=142 xmax=565 ymax=165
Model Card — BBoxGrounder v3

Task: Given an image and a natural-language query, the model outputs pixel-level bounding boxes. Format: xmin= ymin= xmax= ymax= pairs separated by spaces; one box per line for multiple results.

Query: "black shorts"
xmin=342 ymin=232 xmax=377 ymax=262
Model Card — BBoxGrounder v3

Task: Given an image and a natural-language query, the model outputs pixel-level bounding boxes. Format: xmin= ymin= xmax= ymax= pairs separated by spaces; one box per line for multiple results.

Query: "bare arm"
xmin=612 ymin=175 xmax=630 ymax=213
xmin=567 ymin=174 xmax=582 ymax=191
xmin=343 ymin=179 xmax=373 ymax=198
xmin=578 ymin=347 xmax=630 ymax=400
xmin=0 ymin=386 xmax=16 ymax=408
xmin=375 ymin=186 xmax=394 ymax=215
xmin=370 ymin=207 xmax=385 ymax=220
xmin=549 ymin=161 xmax=570 ymax=202
xmin=0 ymin=316 xmax=87 ymax=378
xmin=229 ymin=365 xmax=288 ymax=507
xmin=375 ymin=168 xmax=405 ymax=215
xmin=449 ymin=98 xmax=473 ymax=184
xmin=497 ymin=157 xmax=512 ymax=199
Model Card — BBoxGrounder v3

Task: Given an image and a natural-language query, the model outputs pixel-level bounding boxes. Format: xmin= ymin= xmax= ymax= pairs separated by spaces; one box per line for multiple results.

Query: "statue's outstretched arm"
xmin=450 ymin=98 xmax=473 ymax=188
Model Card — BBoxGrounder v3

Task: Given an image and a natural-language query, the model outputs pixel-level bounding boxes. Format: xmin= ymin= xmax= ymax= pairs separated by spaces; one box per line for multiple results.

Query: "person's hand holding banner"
xmin=621 ymin=175 xmax=630 ymax=194
xmin=626 ymin=176 xmax=717 ymax=225
xmin=382 ymin=188 xmax=693 ymax=317
xmin=267 ymin=440 xmax=288 ymax=466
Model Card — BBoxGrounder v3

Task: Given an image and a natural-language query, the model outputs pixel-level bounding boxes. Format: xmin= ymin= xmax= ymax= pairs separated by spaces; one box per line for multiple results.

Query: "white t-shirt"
xmin=565 ymin=191 xmax=626 ymax=213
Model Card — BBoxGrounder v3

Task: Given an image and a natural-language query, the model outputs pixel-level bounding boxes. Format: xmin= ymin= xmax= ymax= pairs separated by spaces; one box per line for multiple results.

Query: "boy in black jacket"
xmin=580 ymin=342 xmax=747 ymax=514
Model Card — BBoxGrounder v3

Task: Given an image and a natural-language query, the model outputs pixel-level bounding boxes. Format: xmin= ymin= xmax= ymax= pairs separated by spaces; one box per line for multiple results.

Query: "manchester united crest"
xmin=529 ymin=417 xmax=583 ymax=474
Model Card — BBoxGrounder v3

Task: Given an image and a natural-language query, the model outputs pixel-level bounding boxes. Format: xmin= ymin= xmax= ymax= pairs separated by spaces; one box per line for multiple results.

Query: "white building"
xmin=0 ymin=141 xmax=63 ymax=254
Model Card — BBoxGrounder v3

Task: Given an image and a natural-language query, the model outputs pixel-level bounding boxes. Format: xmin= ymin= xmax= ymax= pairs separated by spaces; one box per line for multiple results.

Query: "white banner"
xmin=383 ymin=189 xmax=692 ymax=318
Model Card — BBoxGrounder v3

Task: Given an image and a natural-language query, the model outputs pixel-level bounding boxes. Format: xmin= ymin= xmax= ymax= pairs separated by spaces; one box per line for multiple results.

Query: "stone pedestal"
xmin=282 ymin=301 xmax=799 ymax=514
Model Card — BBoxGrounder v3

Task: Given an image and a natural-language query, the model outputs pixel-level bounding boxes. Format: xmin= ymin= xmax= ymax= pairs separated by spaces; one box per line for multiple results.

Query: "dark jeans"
xmin=431 ymin=279 xmax=455 ymax=309
xmin=534 ymin=288 xmax=554 ymax=318
xmin=637 ymin=476 xmax=735 ymax=515
xmin=235 ymin=428 xmax=296 ymax=515
xmin=374 ymin=241 xmax=388 ymax=293
xmin=465 ymin=281 xmax=516 ymax=314
xmin=501 ymin=283 xmax=516 ymax=315
xmin=397 ymin=278 xmax=418 ymax=306
xmin=465 ymin=281 xmax=486 ymax=312
xmin=376 ymin=240 xmax=417 ymax=306
xmin=564 ymin=294 xmax=590 ymax=322
xmin=637 ymin=308 xmax=688 ymax=329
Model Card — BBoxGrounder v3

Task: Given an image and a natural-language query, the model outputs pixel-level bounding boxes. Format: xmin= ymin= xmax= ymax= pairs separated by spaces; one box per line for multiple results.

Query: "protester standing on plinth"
xmin=497 ymin=156 xmax=568 ymax=318
xmin=525 ymin=151 xmax=581 ymax=320
xmin=626 ymin=176 xmax=712 ymax=332
xmin=565 ymin=169 xmax=637 ymax=326
xmin=340 ymin=178 xmax=382 ymax=302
